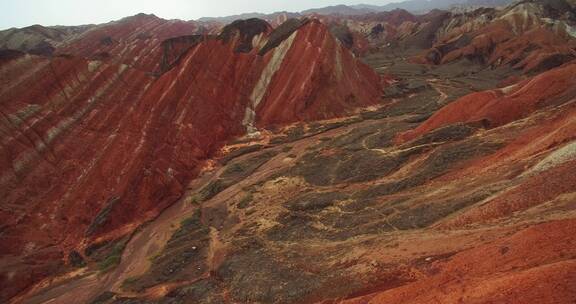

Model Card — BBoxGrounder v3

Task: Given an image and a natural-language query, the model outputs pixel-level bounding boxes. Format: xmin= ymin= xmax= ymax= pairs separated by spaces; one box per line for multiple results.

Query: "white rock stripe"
xmin=243 ymin=31 xmax=297 ymax=135
xmin=524 ymin=140 xmax=576 ymax=176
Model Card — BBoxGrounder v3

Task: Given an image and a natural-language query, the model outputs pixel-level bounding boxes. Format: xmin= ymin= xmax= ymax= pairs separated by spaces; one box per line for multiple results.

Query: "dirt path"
xmin=427 ymin=79 xmax=450 ymax=106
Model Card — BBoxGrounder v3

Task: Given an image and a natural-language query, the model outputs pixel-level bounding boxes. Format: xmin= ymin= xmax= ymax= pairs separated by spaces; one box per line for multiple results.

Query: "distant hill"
xmin=302 ymin=4 xmax=376 ymax=15
xmin=198 ymin=11 xmax=301 ymax=24
xmin=372 ymin=0 xmax=515 ymax=13
xmin=200 ymin=0 xmax=516 ymax=23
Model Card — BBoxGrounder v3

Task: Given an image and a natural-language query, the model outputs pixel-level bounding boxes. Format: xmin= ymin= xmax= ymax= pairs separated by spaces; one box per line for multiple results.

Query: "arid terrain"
xmin=1 ymin=0 xmax=576 ymax=303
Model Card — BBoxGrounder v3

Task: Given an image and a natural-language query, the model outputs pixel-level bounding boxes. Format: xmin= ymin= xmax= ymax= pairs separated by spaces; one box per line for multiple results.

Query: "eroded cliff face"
xmin=0 ymin=16 xmax=382 ymax=302
xmin=0 ymin=54 xmax=159 ymax=300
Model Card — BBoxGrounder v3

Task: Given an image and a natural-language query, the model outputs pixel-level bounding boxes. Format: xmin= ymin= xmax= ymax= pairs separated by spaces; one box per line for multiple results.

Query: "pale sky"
xmin=0 ymin=0 xmax=397 ymax=29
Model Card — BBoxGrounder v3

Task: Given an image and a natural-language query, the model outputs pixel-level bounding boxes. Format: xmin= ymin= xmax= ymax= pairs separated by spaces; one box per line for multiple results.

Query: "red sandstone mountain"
xmin=0 ymin=16 xmax=381 ymax=302
xmin=342 ymin=0 xmax=576 ymax=69
xmin=414 ymin=0 xmax=576 ymax=72
xmin=1 ymin=1 xmax=576 ymax=304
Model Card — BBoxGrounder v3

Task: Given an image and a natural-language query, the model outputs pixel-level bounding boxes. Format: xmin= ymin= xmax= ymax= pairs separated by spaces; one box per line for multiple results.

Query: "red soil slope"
xmin=343 ymin=219 xmax=576 ymax=304
xmin=397 ymin=61 xmax=576 ymax=143
xmin=0 ymin=55 xmax=159 ymax=300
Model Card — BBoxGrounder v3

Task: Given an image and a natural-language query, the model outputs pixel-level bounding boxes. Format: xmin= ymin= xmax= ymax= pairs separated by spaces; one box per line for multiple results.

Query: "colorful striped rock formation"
xmin=0 ymin=16 xmax=381 ymax=302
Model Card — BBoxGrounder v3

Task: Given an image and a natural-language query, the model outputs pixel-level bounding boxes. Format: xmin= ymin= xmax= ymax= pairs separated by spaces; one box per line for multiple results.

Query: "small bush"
xmin=97 ymin=241 xmax=126 ymax=273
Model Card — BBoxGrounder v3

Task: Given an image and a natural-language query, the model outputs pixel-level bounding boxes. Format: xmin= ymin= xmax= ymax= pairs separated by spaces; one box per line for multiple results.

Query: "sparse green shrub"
xmin=97 ymin=241 xmax=125 ymax=273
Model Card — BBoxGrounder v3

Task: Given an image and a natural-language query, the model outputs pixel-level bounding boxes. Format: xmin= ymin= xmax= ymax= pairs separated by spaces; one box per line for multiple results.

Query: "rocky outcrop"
xmin=158 ymin=34 xmax=213 ymax=74
xmin=218 ymin=18 xmax=272 ymax=53
xmin=259 ymin=18 xmax=310 ymax=55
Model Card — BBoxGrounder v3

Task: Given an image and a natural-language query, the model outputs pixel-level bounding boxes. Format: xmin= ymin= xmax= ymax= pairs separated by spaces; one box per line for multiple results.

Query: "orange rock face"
xmin=0 ymin=16 xmax=381 ymax=301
